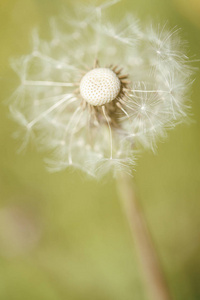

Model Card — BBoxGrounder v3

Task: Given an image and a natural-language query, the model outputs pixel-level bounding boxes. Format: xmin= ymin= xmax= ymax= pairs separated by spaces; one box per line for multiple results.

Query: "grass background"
xmin=0 ymin=0 xmax=200 ymax=299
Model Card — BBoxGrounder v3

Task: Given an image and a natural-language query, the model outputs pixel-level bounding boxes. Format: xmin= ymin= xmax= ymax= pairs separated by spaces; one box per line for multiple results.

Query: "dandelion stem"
xmin=117 ymin=173 xmax=173 ymax=300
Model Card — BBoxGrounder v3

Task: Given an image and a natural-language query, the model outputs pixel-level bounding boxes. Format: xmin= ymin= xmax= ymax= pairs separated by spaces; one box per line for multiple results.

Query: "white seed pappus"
xmin=9 ymin=0 xmax=193 ymax=178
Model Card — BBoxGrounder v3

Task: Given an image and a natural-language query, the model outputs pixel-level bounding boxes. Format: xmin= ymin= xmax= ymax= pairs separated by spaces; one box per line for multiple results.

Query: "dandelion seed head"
xmin=8 ymin=0 xmax=194 ymax=178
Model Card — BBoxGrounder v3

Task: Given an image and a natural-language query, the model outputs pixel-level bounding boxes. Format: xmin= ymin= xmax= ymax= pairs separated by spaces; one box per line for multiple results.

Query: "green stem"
xmin=117 ymin=173 xmax=172 ymax=300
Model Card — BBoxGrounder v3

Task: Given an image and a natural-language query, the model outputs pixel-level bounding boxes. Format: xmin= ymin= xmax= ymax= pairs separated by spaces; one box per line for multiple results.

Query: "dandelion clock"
xmin=8 ymin=1 xmax=194 ymax=300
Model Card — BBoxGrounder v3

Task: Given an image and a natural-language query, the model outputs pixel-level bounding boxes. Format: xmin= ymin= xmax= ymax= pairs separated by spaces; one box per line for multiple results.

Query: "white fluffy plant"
xmin=9 ymin=1 xmax=194 ymax=300
xmin=9 ymin=0 xmax=192 ymax=178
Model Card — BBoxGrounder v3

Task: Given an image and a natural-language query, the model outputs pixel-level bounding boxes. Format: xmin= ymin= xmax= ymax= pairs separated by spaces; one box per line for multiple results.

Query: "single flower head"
xmin=9 ymin=0 xmax=193 ymax=178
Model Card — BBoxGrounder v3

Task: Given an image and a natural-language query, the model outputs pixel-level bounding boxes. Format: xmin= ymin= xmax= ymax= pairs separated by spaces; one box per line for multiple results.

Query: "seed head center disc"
xmin=80 ymin=68 xmax=121 ymax=106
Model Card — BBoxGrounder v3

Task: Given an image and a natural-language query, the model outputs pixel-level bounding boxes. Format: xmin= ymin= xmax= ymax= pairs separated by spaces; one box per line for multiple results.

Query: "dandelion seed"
xmin=9 ymin=0 xmax=193 ymax=177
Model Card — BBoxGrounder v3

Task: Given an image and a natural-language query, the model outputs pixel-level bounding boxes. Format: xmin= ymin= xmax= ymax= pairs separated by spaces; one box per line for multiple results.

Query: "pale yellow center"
xmin=80 ymin=68 xmax=121 ymax=106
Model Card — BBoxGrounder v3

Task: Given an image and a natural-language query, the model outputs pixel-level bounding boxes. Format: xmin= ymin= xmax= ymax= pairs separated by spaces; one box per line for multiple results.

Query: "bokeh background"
xmin=0 ymin=0 xmax=200 ymax=299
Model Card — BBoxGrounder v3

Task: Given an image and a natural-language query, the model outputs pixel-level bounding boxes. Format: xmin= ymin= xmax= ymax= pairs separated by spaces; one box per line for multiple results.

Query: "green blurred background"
xmin=0 ymin=0 xmax=200 ymax=299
